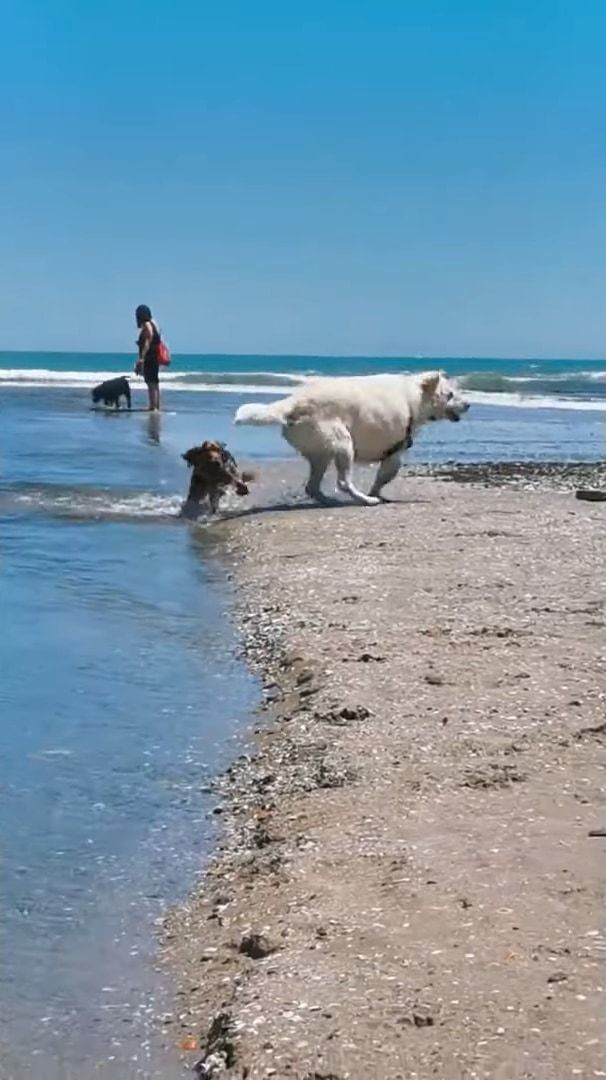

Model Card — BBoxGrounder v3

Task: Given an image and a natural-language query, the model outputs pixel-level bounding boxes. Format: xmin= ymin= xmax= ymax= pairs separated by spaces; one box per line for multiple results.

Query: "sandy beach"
xmin=162 ymin=465 xmax=604 ymax=1080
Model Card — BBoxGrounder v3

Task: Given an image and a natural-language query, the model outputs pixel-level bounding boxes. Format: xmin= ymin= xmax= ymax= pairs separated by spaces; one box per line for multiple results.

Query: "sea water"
xmin=0 ymin=389 xmax=262 ymax=1079
xmin=0 ymin=355 xmax=603 ymax=1077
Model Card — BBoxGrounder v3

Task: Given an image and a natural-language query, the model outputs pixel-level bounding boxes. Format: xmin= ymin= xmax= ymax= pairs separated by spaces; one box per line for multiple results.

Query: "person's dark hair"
xmin=135 ymin=304 xmax=152 ymax=327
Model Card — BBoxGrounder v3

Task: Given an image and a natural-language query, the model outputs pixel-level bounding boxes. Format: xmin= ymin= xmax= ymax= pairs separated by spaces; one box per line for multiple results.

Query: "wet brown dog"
xmin=181 ymin=441 xmax=254 ymax=518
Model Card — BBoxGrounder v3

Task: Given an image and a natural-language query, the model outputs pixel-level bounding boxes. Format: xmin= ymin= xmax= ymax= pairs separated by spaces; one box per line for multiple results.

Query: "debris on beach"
xmin=161 ymin=473 xmax=603 ymax=1080
xmin=238 ymin=931 xmax=278 ymax=959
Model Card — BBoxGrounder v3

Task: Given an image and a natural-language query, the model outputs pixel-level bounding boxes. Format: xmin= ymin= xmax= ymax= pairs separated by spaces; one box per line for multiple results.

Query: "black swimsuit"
xmin=139 ymin=323 xmax=161 ymax=386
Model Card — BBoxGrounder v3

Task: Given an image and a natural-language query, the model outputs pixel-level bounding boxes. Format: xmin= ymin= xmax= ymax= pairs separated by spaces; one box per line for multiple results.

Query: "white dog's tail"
xmin=234 ymin=397 xmax=292 ymax=426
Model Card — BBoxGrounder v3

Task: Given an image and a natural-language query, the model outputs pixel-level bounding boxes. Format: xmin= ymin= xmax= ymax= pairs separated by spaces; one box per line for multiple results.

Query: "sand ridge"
xmin=161 ymin=473 xmax=604 ymax=1079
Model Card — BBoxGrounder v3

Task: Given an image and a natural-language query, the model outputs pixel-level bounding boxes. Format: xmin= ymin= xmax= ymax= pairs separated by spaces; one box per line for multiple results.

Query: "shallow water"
xmin=0 ymin=391 xmax=260 ymax=1078
xmin=0 ymin=379 xmax=602 ymax=1077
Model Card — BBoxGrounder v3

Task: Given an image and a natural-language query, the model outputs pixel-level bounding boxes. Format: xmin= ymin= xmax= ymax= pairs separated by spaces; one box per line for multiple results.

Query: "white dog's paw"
xmin=336 ymin=483 xmax=381 ymax=507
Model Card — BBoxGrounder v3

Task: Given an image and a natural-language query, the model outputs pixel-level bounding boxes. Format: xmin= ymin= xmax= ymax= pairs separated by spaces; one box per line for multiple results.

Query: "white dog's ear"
xmin=421 ymin=371 xmax=440 ymax=396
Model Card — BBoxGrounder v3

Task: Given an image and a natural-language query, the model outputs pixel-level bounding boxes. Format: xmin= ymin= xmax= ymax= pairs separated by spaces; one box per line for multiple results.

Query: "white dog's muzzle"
xmin=446 ymin=400 xmax=470 ymax=422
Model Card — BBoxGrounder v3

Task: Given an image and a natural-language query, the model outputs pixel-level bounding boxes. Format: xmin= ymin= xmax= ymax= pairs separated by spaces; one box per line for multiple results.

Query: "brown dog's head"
xmin=181 ymin=442 xmax=255 ymax=498
xmin=182 ymin=441 xmax=225 ymax=470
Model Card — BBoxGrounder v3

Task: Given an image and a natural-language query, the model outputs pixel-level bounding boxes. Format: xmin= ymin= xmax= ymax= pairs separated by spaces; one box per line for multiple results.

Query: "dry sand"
xmin=161 ymin=465 xmax=604 ymax=1080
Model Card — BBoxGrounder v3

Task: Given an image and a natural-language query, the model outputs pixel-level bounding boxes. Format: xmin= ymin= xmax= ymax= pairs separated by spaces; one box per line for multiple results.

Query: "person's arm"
xmin=138 ymin=322 xmax=153 ymax=361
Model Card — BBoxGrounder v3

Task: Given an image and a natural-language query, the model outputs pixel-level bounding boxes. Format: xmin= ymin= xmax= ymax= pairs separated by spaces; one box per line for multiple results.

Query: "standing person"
xmin=135 ymin=304 xmax=162 ymax=412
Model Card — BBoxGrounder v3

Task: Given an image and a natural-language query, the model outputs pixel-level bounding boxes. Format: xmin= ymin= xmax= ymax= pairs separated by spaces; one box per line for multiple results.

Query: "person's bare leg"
xmin=147 ymin=384 xmax=160 ymax=411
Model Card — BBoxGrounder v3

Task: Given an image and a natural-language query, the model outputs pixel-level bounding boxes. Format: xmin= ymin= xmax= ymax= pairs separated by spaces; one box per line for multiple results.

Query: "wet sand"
xmin=162 ymin=464 xmax=604 ymax=1079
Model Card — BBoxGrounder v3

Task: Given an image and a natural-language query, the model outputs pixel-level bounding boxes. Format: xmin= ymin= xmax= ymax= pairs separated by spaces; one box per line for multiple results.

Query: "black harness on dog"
xmin=380 ymin=418 xmax=414 ymax=461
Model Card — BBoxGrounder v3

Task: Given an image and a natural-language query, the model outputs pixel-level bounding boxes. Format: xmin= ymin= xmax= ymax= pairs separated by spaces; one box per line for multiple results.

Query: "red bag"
xmin=157 ymin=340 xmax=171 ymax=367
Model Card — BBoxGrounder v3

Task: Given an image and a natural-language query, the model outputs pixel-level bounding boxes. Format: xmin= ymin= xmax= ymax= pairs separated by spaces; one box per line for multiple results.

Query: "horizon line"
xmin=0 ymin=350 xmax=602 ymax=363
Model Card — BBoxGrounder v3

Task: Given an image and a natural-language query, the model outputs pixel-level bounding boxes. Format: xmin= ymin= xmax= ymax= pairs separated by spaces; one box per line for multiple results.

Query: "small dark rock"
xmin=575 ymin=722 xmax=605 ymax=741
xmin=339 ymin=705 xmax=371 ymax=722
xmin=412 ymin=1011 xmax=435 ymax=1027
xmin=318 ymin=704 xmax=371 ymax=726
xmin=194 ymin=1010 xmax=236 ymax=1075
xmin=312 ymin=762 xmax=356 ymax=789
xmin=251 ymin=824 xmax=273 ymax=848
xmin=547 ymin=971 xmax=568 ymax=984
xmin=304 ymin=1073 xmax=343 ymax=1080
xmin=238 ymin=932 xmax=277 ymax=960
xmin=425 ymin=672 xmax=443 ymax=686
xmin=256 ymin=773 xmax=276 ymax=789
xmin=299 ymin=686 xmax=318 ymax=698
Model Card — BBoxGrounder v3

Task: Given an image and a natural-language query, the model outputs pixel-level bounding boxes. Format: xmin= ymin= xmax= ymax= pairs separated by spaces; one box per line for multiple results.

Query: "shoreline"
xmin=161 ymin=470 xmax=604 ymax=1079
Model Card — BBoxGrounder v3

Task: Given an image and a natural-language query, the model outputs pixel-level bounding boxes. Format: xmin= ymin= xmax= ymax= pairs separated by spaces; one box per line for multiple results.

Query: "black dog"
xmin=91 ymin=376 xmax=131 ymax=409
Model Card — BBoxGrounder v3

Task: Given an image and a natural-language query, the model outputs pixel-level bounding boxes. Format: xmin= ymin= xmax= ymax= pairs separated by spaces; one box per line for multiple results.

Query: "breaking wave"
xmin=0 ymin=368 xmax=308 ymax=394
xmin=0 ymin=483 xmax=185 ymax=522
xmin=460 ymin=370 xmax=605 ymax=393
xmin=0 ymin=362 xmax=604 ymax=410
xmin=464 ymin=390 xmax=605 ymax=412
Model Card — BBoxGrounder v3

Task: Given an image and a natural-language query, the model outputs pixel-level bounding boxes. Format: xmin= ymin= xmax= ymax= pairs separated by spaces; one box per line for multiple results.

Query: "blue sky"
xmin=1 ymin=1 xmax=605 ymax=356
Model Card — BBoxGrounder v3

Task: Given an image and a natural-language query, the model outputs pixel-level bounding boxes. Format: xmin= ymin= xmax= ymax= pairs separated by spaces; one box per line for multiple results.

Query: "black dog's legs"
xmin=124 ymin=385 xmax=132 ymax=409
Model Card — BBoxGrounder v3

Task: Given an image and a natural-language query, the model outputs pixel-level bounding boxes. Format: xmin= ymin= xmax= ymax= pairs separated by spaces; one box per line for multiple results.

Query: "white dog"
xmin=234 ymin=370 xmax=469 ymax=506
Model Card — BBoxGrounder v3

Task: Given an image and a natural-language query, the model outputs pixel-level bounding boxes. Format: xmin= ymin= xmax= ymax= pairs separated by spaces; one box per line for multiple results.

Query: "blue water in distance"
xmin=0 ymin=351 xmax=604 ymax=408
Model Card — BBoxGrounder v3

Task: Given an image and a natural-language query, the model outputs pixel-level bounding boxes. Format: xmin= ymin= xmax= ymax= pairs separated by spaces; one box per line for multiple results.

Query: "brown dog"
xmin=181 ymin=441 xmax=254 ymax=517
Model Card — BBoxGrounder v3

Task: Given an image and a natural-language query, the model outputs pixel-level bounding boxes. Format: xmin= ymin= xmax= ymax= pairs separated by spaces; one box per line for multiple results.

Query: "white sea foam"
xmin=0 ymin=368 xmax=307 ymax=391
xmin=465 ymin=390 xmax=606 ymax=412
xmin=0 ymin=367 xmax=603 ymax=410
xmin=12 ymin=489 xmax=184 ymax=519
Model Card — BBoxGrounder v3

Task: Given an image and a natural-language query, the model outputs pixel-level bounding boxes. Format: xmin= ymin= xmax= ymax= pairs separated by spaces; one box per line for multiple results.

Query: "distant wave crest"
xmin=0 ymin=365 xmax=604 ymax=410
xmin=0 ymin=368 xmax=308 ymax=395
xmin=464 ymin=390 xmax=605 ymax=412
xmin=460 ymin=370 xmax=605 ymax=392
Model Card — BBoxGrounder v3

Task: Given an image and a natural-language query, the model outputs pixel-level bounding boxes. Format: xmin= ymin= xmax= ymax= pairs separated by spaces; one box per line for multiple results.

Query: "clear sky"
xmin=1 ymin=1 xmax=604 ymax=357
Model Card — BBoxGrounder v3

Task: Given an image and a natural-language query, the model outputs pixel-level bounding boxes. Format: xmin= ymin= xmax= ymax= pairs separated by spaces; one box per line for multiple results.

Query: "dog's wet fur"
xmin=91 ymin=376 xmax=132 ymax=409
xmin=235 ymin=370 xmax=469 ymax=506
xmin=181 ymin=441 xmax=255 ymax=518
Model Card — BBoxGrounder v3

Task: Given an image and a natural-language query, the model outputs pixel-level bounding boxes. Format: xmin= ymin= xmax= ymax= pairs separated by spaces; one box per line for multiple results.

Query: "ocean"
xmin=0 ymin=352 xmax=603 ymax=1078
